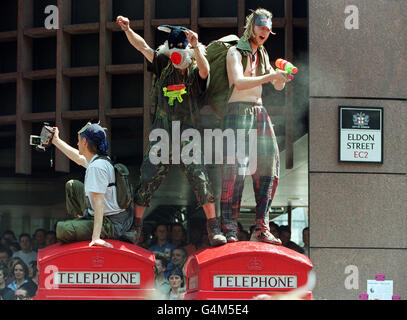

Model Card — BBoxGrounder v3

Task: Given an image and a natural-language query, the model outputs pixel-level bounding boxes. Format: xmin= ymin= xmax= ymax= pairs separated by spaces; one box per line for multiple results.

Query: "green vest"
xmin=235 ymin=37 xmax=272 ymax=77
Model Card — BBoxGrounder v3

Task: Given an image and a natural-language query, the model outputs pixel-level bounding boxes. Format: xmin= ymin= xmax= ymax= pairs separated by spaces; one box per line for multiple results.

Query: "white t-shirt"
xmin=84 ymin=155 xmax=125 ymax=216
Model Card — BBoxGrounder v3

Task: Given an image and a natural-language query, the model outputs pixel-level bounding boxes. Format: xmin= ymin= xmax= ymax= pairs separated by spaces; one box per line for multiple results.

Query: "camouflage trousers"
xmin=65 ymin=179 xmax=86 ymax=218
xmin=221 ymin=103 xmax=280 ymax=234
xmin=56 ymin=180 xmax=113 ymax=243
xmin=134 ymin=118 xmax=215 ymax=207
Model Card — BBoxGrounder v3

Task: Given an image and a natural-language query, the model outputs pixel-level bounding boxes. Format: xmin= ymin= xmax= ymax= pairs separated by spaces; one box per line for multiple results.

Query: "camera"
xmin=29 ymin=123 xmax=55 ymax=152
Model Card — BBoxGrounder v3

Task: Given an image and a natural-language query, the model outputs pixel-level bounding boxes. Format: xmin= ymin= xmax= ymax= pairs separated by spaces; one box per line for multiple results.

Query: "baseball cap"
xmin=78 ymin=122 xmax=109 ymax=155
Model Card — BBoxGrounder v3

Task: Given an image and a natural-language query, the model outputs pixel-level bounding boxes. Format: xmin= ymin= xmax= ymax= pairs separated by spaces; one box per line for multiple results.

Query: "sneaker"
xmin=207 ymin=218 xmax=227 ymax=246
xmin=222 ymin=221 xmax=238 ymax=243
xmin=225 ymin=232 xmax=238 ymax=243
xmin=250 ymin=230 xmax=282 ymax=245
xmin=121 ymin=230 xmax=139 ymax=244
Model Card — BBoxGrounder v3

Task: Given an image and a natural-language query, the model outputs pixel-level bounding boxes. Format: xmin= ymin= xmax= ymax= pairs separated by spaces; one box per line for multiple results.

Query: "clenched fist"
xmin=116 ymin=15 xmax=130 ymax=31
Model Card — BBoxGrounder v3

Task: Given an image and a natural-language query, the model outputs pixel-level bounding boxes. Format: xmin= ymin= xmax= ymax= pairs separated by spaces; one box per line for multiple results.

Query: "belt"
xmin=228 ymin=101 xmax=262 ymax=107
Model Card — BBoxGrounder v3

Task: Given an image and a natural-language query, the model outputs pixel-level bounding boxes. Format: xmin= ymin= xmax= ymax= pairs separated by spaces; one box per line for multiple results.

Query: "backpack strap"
xmin=224 ymin=46 xmax=248 ymax=108
xmin=92 ymin=155 xmax=113 ymax=165
xmin=92 ymin=155 xmax=116 ymax=187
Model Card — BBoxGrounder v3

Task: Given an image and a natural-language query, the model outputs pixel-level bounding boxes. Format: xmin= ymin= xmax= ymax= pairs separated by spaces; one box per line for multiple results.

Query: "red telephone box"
xmin=35 ymin=240 xmax=155 ymax=300
xmin=184 ymin=242 xmax=313 ymax=300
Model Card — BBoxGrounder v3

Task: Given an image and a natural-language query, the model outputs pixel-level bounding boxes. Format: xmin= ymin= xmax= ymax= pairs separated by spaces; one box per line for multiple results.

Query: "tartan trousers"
xmin=221 ymin=102 xmax=280 ymax=233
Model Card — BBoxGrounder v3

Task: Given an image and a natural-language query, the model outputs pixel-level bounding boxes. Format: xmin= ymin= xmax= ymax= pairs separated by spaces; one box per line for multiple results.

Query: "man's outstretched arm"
xmin=184 ymin=29 xmax=209 ymax=79
xmin=117 ymin=15 xmax=155 ymax=63
xmin=52 ymin=127 xmax=87 ymax=168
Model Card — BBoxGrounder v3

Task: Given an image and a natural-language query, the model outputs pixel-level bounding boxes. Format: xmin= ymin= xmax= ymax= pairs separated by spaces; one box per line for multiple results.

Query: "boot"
xmin=222 ymin=221 xmax=238 ymax=243
xmin=250 ymin=219 xmax=281 ymax=245
xmin=207 ymin=217 xmax=227 ymax=246
xmin=122 ymin=217 xmax=143 ymax=245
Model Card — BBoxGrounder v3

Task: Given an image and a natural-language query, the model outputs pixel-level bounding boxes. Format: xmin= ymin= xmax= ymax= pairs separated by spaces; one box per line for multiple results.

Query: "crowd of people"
xmin=0 ymin=221 xmax=308 ymax=300
xmin=144 ymin=221 xmax=309 ymax=300
xmin=0 ymin=229 xmax=57 ymax=300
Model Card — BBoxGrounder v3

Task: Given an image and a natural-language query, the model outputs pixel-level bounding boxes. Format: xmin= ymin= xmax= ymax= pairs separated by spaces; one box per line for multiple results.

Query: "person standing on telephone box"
xmin=221 ymin=8 xmax=291 ymax=244
xmin=116 ymin=15 xmax=227 ymax=247
xmin=52 ymin=122 xmax=135 ymax=248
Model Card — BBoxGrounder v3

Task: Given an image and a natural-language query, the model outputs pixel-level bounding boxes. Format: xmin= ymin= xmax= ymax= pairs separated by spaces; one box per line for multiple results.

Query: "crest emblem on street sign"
xmin=353 ymin=112 xmax=370 ymax=128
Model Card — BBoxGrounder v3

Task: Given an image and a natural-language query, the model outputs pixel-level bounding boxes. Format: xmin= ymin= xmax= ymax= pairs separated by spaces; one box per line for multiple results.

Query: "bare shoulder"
xmin=227 ymin=46 xmax=241 ymax=59
xmin=227 ymin=46 xmax=243 ymax=69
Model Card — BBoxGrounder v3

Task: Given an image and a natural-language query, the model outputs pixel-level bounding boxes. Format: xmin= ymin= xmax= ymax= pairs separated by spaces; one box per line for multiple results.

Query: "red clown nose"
xmin=171 ymin=52 xmax=182 ymax=65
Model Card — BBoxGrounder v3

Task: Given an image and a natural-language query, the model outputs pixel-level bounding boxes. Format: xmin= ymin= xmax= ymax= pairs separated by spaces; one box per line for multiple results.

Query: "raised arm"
xmin=184 ymin=30 xmax=209 ymax=79
xmin=52 ymin=127 xmax=87 ymax=168
xmin=226 ymin=46 xmax=288 ymax=90
xmin=117 ymin=15 xmax=155 ymax=63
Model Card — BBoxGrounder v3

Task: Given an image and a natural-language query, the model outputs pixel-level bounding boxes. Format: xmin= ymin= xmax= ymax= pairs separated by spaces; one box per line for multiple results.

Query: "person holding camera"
xmin=52 ymin=122 xmax=134 ymax=248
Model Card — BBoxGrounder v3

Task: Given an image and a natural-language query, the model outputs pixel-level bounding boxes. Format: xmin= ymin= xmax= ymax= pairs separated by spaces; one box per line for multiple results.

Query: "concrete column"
xmin=309 ymin=0 xmax=407 ymax=299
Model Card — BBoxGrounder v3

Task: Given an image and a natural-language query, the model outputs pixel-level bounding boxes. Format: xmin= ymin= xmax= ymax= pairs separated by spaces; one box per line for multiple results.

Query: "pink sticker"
xmin=359 ymin=293 xmax=369 ymax=300
xmin=375 ymin=274 xmax=385 ymax=281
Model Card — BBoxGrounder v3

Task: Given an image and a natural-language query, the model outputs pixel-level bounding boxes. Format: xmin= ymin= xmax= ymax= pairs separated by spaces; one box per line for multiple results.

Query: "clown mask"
xmin=157 ymin=25 xmax=205 ymax=70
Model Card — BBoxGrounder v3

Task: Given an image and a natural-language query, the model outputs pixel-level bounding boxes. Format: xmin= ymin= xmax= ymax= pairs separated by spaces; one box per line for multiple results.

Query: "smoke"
xmin=290 ymin=50 xmax=311 ymax=141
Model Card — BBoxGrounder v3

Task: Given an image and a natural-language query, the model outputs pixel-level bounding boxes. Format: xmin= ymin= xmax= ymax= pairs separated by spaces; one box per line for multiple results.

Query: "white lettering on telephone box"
xmin=213 ymin=275 xmax=297 ymax=289
xmin=54 ymin=271 xmax=141 ymax=287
